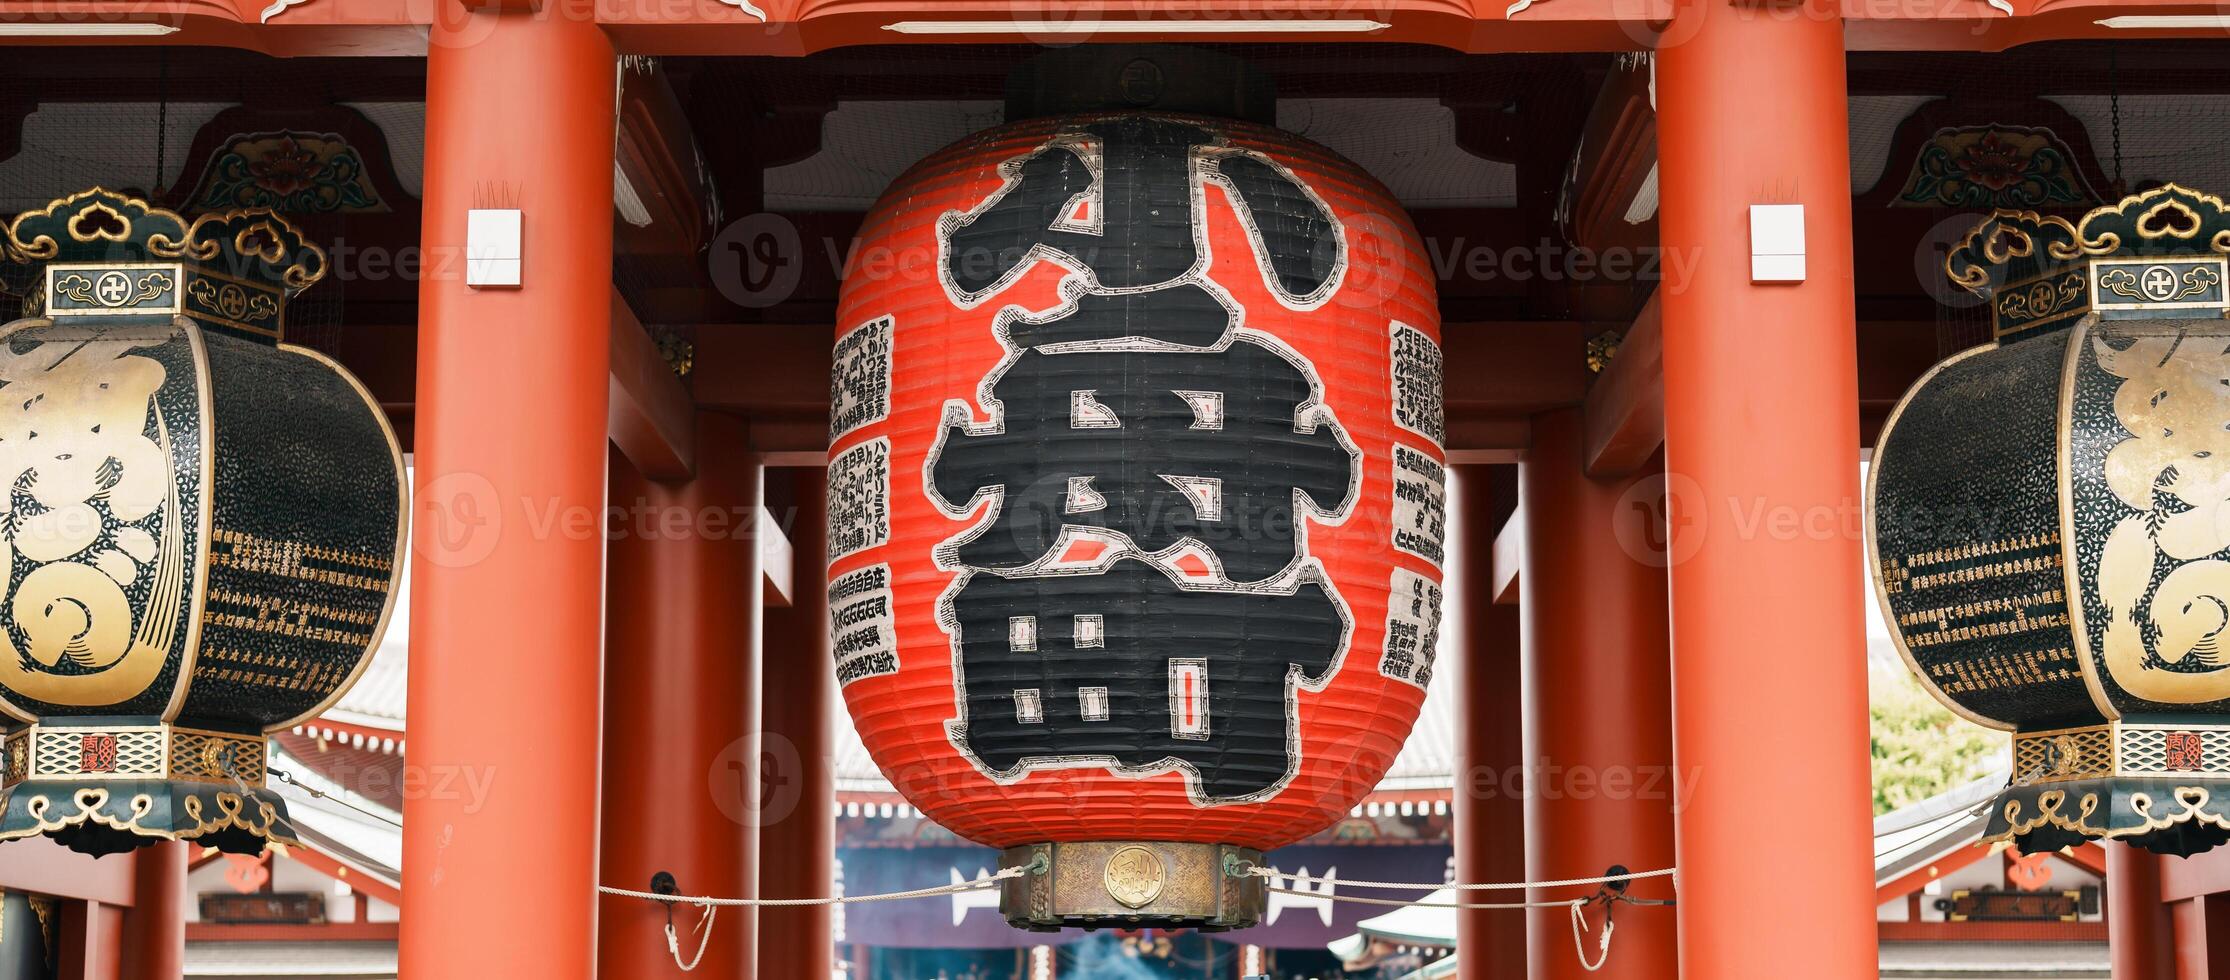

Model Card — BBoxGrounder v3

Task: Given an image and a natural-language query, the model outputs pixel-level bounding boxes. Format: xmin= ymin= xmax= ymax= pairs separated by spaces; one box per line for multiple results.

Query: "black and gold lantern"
xmin=0 ymin=189 xmax=404 ymax=856
xmin=1871 ymin=184 xmax=2230 ymax=856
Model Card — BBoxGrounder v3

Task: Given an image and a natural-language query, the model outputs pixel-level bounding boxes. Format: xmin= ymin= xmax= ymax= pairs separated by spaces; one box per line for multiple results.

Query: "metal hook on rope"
xmin=648 ymin=871 xmax=717 ymax=973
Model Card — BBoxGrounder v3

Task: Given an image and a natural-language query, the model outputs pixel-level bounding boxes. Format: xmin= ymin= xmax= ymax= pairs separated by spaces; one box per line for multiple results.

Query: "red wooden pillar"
xmin=60 ymin=901 xmax=121 ymax=980
xmin=403 ymin=7 xmax=616 ymax=980
xmin=1654 ymin=3 xmax=1876 ymax=978
xmin=2110 ymin=843 xmax=2175 ymax=980
xmin=1455 ymin=464 xmax=1526 ymax=980
xmin=1517 ymin=411 xmax=1677 ymax=978
xmin=117 ymin=843 xmax=184 ymax=980
xmin=758 ymin=469 xmax=834 ymax=980
xmin=600 ymin=413 xmax=762 ymax=979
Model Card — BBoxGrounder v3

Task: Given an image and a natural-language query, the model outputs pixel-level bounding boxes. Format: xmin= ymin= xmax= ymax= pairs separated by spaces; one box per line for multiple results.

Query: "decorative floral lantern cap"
xmin=0 ymin=189 xmax=404 ymax=856
xmin=1872 ymin=184 xmax=2230 ymax=857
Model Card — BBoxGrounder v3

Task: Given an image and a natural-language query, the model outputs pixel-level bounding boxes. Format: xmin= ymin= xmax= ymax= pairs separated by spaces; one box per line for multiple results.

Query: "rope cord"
xmin=1244 ymin=864 xmax=1676 ymax=891
xmin=667 ymin=906 xmax=716 ymax=972
xmin=265 ymin=766 xmax=406 ymax=830
xmin=597 ymin=865 xmax=1027 ymax=908
xmin=1264 ymin=886 xmax=1585 ymax=910
xmin=1571 ymin=901 xmax=1613 ymax=972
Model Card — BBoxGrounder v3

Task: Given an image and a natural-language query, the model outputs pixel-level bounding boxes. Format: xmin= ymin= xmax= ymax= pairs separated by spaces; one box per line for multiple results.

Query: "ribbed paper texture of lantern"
xmin=827 ymin=110 xmax=1444 ymax=869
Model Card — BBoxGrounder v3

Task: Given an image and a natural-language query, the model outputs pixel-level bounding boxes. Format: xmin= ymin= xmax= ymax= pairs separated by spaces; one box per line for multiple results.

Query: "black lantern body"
xmin=1872 ymin=185 xmax=2230 ymax=856
xmin=0 ymin=189 xmax=405 ymax=856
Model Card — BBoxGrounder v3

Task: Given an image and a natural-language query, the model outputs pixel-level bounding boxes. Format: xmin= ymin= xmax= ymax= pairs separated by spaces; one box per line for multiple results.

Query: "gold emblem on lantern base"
xmin=1103 ymin=845 xmax=1165 ymax=908
xmin=997 ymin=840 xmax=1265 ymax=930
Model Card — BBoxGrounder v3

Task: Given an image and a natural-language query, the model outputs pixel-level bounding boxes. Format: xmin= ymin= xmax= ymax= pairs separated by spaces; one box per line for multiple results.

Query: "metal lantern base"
xmin=998 ymin=841 xmax=1265 ymax=931
xmin=0 ymin=723 xmax=294 ymax=856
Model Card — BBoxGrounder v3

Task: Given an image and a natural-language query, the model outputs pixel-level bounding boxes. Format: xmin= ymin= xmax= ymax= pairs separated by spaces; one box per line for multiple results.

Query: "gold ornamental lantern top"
xmin=1946 ymin=183 xmax=2230 ymax=342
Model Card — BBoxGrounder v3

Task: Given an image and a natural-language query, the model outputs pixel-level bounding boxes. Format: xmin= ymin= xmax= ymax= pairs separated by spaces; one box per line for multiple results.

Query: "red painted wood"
xmin=1580 ymin=294 xmax=1663 ymax=478
xmin=0 ymin=837 xmax=134 ymax=906
xmin=1875 ymin=843 xmax=1991 ymax=907
xmin=1518 ymin=411 xmax=1677 ymax=980
xmin=2160 ymin=841 xmax=2230 ymax=903
xmin=607 ymin=289 xmax=696 ymax=481
xmin=600 ymin=415 xmax=763 ymax=980
xmin=2112 ymin=843 xmax=2176 ymax=980
xmin=186 ymin=922 xmax=400 ymax=941
xmin=118 ymin=844 xmax=184 ymax=980
xmin=402 ymin=9 xmax=616 ymax=980
xmin=1456 ymin=464 xmax=1526 ymax=980
xmin=285 ymin=842 xmax=403 ymax=909
xmin=1655 ymin=5 xmax=1877 ymax=978
xmin=0 ymin=0 xmax=2226 ymax=60
xmin=2062 ymin=843 xmax=2109 ymax=879
xmin=1877 ymin=921 xmax=2108 ymax=942
xmin=2168 ymin=896 xmax=2230 ymax=980
xmin=759 ymin=469 xmax=835 ymax=980
xmin=62 ymin=901 xmax=121 ymax=980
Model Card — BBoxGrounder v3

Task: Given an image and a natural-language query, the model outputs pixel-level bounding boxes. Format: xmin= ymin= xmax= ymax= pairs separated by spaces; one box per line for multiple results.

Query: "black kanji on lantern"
xmin=929 ymin=340 xmax=1356 ymax=583
xmin=944 ymin=559 xmax=1346 ymax=802
xmin=930 ymin=114 xmax=1366 ymax=802
xmin=941 ymin=116 xmax=1343 ymax=320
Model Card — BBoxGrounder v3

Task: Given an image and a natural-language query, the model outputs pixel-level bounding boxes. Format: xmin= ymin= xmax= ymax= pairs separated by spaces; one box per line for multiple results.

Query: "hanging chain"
xmin=154 ymin=48 xmax=170 ymax=197
xmin=2108 ymin=45 xmax=2124 ymax=192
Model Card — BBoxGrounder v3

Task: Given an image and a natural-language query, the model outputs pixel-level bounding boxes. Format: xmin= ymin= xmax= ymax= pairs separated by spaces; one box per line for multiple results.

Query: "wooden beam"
xmin=59 ymin=900 xmax=119 ymax=980
xmin=0 ymin=837 xmax=135 ymax=906
xmin=1876 ymin=841 xmax=1993 ymax=906
xmin=2160 ymin=841 xmax=2230 ymax=903
xmin=1859 ymin=320 xmax=1944 ymax=449
xmin=2060 ymin=842 xmax=2108 ymax=878
xmin=607 ymin=288 xmax=696 ymax=481
xmin=1563 ymin=58 xmax=1659 ymax=257
xmin=1444 ymin=321 xmax=1590 ymax=415
xmin=1581 ymin=292 xmax=1663 ymax=478
xmin=187 ymin=921 xmax=399 ymax=941
xmin=759 ymin=505 xmax=794 ymax=608
xmin=1490 ymin=501 xmax=1524 ymax=606
xmin=615 ymin=62 xmax=718 ymax=258
xmin=749 ymin=417 xmax=832 ymax=465
xmin=1875 ymin=920 xmax=2106 ymax=942
xmin=285 ymin=845 xmax=404 ymax=909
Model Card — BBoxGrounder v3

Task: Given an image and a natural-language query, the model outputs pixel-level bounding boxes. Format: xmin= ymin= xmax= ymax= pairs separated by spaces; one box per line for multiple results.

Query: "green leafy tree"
xmin=1871 ymin=666 xmax=2004 ymax=815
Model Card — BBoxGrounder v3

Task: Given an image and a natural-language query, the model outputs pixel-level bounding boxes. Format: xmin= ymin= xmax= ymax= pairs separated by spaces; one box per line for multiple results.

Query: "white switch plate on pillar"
xmin=466 ymin=208 xmax=522 ymax=288
xmin=1749 ymin=203 xmax=1806 ymax=283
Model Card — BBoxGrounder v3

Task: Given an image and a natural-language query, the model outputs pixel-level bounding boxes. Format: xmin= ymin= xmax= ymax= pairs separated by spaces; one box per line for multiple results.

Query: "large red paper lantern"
xmin=829 ymin=102 xmax=1442 ymax=928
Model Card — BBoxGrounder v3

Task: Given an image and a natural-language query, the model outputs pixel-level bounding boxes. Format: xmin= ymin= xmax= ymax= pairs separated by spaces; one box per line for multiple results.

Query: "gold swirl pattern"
xmin=2093 ymin=331 xmax=2230 ymax=703
xmin=0 ymin=333 xmax=187 ymax=707
xmin=0 ymin=786 xmax=293 ymax=850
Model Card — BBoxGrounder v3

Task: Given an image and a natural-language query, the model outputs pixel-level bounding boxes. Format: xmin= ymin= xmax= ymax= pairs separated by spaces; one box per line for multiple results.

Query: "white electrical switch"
xmin=466 ymin=209 xmax=522 ymax=288
xmin=1748 ymin=203 xmax=1806 ymax=283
